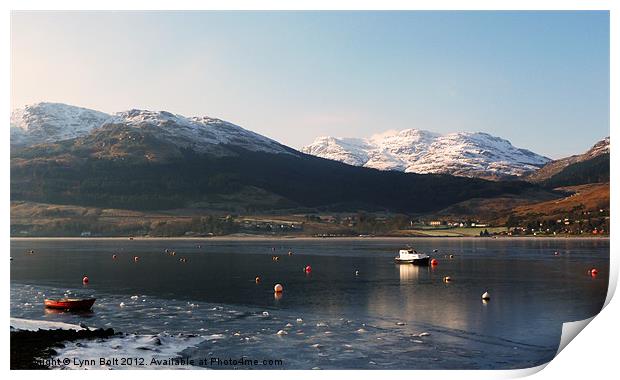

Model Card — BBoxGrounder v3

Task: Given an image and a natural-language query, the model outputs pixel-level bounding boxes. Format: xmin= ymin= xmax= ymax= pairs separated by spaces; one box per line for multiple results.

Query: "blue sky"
xmin=11 ymin=11 xmax=609 ymax=158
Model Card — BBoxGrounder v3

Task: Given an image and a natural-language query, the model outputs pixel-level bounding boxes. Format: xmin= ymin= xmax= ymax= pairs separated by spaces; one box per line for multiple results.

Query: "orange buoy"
xmin=431 ymin=259 xmax=438 ymax=266
xmin=82 ymin=276 xmax=89 ymax=284
xmin=255 ymin=276 xmax=261 ymax=283
xmin=274 ymin=283 xmax=283 ymax=293
xmin=590 ymin=268 xmax=599 ymax=277
xmin=305 ymin=265 xmax=312 ymax=273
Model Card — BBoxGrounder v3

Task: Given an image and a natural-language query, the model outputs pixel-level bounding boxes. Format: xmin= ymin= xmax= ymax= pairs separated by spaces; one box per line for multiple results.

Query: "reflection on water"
xmin=398 ymin=263 xmax=421 ymax=282
xmin=43 ymin=307 xmax=94 ymax=317
xmin=10 ymin=238 xmax=609 ymax=369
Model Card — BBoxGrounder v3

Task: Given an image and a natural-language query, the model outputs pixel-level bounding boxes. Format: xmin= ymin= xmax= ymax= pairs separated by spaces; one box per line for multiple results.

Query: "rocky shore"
xmin=11 ymin=326 xmax=115 ymax=369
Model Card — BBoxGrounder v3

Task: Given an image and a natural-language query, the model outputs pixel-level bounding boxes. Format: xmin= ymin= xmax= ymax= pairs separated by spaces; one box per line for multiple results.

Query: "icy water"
xmin=10 ymin=238 xmax=609 ymax=370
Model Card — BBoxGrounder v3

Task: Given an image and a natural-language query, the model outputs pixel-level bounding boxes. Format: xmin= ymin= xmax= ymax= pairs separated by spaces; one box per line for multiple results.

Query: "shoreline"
xmin=10 ymin=235 xmax=609 ymax=241
xmin=10 ymin=327 xmax=116 ymax=370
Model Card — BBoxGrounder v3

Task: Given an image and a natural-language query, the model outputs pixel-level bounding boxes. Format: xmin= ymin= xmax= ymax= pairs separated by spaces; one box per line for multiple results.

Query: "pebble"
xmin=276 ymin=330 xmax=288 ymax=336
xmin=296 ymin=318 xmax=303 ymax=323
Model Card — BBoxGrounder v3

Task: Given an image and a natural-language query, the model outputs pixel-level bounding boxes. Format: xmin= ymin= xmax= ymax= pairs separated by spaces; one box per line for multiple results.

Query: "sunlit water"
xmin=10 ymin=238 xmax=608 ymax=369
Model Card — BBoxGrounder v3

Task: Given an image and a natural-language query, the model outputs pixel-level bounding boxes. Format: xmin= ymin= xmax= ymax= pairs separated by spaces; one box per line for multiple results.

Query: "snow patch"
xmin=10 ymin=317 xmax=85 ymax=332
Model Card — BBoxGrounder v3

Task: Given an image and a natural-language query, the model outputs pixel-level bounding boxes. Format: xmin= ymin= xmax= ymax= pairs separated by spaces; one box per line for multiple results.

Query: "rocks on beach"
xmin=10 ymin=319 xmax=115 ymax=370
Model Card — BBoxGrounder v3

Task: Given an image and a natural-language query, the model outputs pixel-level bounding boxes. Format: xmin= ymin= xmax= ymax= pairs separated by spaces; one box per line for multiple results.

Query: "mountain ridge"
xmin=11 ymin=103 xmax=294 ymax=158
xmin=302 ymin=129 xmax=551 ymax=180
xmin=11 ymin=102 xmax=111 ymax=146
xmin=525 ymin=137 xmax=610 ymax=184
xmin=10 ymin=103 xmax=544 ymax=213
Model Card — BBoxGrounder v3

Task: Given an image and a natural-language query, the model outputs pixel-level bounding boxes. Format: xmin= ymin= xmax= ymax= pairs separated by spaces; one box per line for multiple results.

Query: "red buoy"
xmin=431 ymin=259 xmax=438 ymax=266
xmin=82 ymin=276 xmax=89 ymax=284
xmin=305 ymin=265 xmax=312 ymax=273
xmin=590 ymin=268 xmax=599 ymax=277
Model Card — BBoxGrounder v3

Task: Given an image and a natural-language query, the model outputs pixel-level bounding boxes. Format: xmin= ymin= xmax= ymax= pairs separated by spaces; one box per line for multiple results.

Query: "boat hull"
xmin=44 ymin=298 xmax=96 ymax=311
xmin=395 ymin=257 xmax=430 ymax=266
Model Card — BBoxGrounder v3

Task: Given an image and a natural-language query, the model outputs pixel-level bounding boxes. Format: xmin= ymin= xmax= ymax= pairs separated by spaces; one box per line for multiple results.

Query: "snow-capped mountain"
xmin=302 ymin=129 xmax=551 ymax=179
xmin=10 ymin=103 xmax=292 ymax=157
xmin=11 ymin=102 xmax=112 ymax=146
xmin=106 ymin=109 xmax=291 ymax=156
xmin=586 ymin=136 xmax=610 ymax=158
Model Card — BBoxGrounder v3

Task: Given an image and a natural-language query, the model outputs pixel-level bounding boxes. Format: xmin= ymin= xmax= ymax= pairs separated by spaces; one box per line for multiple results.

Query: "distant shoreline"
xmin=10 ymin=235 xmax=609 ymax=241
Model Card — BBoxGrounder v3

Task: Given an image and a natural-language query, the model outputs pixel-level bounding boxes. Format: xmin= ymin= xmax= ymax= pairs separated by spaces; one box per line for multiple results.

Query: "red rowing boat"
xmin=44 ymin=298 xmax=96 ymax=311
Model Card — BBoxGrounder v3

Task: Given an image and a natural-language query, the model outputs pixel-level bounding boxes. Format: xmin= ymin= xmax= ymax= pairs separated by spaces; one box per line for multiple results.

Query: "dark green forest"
xmin=11 ymin=145 xmax=538 ymax=213
xmin=541 ymin=153 xmax=609 ymax=188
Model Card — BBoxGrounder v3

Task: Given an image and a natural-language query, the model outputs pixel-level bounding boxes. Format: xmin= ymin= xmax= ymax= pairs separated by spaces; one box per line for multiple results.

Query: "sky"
xmin=11 ymin=11 xmax=609 ymax=158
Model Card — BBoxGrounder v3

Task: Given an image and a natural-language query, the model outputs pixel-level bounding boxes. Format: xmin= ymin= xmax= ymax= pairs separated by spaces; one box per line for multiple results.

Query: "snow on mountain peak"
xmin=107 ymin=109 xmax=291 ymax=155
xmin=11 ymin=102 xmax=111 ymax=146
xmin=302 ymin=128 xmax=551 ymax=179
xmin=586 ymin=136 xmax=609 ymax=158
xmin=11 ymin=103 xmax=292 ymax=156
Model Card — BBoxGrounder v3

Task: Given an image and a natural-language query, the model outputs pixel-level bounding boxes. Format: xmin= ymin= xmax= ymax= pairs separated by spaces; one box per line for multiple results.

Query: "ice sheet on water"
xmin=11 ymin=283 xmax=556 ymax=369
xmin=55 ymin=333 xmax=207 ymax=369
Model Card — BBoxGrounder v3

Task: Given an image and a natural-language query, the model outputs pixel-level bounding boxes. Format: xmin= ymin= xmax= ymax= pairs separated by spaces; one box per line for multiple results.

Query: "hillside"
xmin=538 ymin=153 xmax=609 ymax=188
xmin=511 ymin=183 xmax=609 ymax=220
xmin=11 ymin=142 xmax=539 ymax=213
xmin=526 ymin=137 xmax=610 ymax=186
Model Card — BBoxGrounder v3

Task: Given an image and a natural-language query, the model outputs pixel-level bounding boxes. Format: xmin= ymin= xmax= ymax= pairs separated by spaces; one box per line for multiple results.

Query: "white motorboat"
xmin=395 ymin=248 xmax=430 ymax=265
